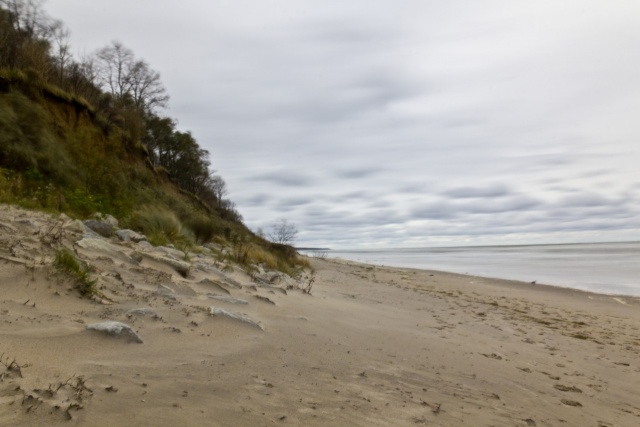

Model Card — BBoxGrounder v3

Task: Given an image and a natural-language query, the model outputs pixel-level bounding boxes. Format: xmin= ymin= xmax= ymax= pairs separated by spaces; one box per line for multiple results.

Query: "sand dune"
xmin=1 ymin=205 xmax=640 ymax=426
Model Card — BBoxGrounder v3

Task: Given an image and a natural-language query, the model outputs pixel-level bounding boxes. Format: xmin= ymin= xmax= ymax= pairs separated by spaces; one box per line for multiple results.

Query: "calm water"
xmin=303 ymin=242 xmax=640 ymax=297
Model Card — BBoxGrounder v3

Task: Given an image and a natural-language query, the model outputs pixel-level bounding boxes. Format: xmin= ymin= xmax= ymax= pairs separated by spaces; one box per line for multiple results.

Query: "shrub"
xmin=185 ymin=215 xmax=219 ymax=244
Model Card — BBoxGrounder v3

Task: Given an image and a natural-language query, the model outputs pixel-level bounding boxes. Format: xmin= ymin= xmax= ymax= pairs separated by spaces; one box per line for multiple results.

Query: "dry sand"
xmin=1 ymin=205 xmax=640 ymax=426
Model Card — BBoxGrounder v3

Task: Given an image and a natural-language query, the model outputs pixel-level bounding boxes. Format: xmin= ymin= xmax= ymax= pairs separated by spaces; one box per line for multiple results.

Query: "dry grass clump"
xmin=246 ymin=245 xmax=279 ymax=270
xmin=130 ymin=205 xmax=188 ymax=246
xmin=54 ymin=249 xmax=96 ymax=296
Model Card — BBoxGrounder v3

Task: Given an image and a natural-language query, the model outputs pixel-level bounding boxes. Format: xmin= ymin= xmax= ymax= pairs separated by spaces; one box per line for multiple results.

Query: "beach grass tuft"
xmin=54 ymin=249 xmax=96 ymax=297
xmin=130 ymin=205 xmax=189 ymax=246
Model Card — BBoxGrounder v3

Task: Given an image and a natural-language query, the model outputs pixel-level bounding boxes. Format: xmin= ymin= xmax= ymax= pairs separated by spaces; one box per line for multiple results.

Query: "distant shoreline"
xmin=301 ymin=241 xmax=640 ymax=298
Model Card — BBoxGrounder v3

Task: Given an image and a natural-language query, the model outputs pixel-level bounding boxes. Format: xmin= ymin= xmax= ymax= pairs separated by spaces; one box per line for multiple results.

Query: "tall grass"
xmin=130 ymin=205 xmax=189 ymax=246
xmin=185 ymin=214 xmax=220 ymax=244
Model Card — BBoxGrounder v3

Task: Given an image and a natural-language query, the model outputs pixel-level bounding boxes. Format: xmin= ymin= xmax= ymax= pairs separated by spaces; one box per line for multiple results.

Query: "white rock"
xmin=116 ymin=229 xmax=147 ymax=243
xmin=86 ymin=321 xmax=143 ymax=343
xmin=63 ymin=219 xmax=86 ymax=234
xmin=104 ymin=214 xmax=119 ymax=228
xmin=137 ymin=241 xmax=154 ymax=250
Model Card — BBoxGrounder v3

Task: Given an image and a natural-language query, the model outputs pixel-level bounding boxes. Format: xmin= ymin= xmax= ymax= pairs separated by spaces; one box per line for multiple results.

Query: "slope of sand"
xmin=1 ymin=205 xmax=640 ymax=426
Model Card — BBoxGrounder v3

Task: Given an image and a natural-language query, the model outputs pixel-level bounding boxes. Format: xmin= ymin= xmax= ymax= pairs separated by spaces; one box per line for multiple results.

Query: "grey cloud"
xmin=300 ymin=20 xmax=398 ymax=47
xmin=397 ymin=182 xmax=434 ymax=194
xmin=558 ymin=193 xmax=613 ymax=208
xmin=330 ymin=191 xmax=372 ymax=203
xmin=239 ymin=195 xmax=270 ymax=207
xmin=275 ymin=196 xmax=316 ymax=209
xmin=411 ymin=195 xmax=540 ymax=221
xmin=442 ymin=184 xmax=511 ymax=199
xmin=467 ymin=196 xmax=540 ymax=214
xmin=247 ymin=171 xmax=315 ymax=187
xmin=368 ymin=199 xmax=393 ymax=209
xmin=410 ymin=203 xmax=459 ymax=221
xmin=336 ymin=167 xmax=383 ymax=179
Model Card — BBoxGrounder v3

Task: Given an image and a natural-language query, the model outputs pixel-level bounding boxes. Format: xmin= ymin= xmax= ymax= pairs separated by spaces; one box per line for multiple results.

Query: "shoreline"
xmin=320 ymin=257 xmax=640 ymax=316
xmin=318 ymin=243 xmax=640 ymax=298
xmin=324 ymin=255 xmax=640 ymax=301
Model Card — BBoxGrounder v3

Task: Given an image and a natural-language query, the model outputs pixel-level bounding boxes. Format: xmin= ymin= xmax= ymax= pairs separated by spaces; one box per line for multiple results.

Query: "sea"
xmin=301 ymin=242 xmax=640 ymax=297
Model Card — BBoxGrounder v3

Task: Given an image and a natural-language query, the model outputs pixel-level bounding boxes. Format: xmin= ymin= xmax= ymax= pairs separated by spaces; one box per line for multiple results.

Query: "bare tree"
xmin=95 ymin=41 xmax=134 ymax=100
xmin=268 ymin=219 xmax=298 ymax=245
xmin=50 ymin=21 xmax=71 ymax=84
xmin=1 ymin=0 xmax=48 ymax=36
xmin=128 ymin=59 xmax=169 ymax=111
xmin=95 ymin=41 xmax=168 ymax=112
xmin=0 ymin=0 xmax=55 ymax=73
xmin=209 ymin=174 xmax=228 ymax=204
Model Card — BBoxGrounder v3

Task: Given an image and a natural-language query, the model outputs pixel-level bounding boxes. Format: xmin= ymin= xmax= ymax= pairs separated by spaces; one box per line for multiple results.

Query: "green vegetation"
xmin=0 ymin=0 xmax=308 ymax=273
xmin=129 ymin=205 xmax=188 ymax=247
xmin=54 ymin=248 xmax=96 ymax=296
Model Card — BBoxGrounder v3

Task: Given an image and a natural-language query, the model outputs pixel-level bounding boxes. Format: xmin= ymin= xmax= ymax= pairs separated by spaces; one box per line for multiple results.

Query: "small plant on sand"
xmin=302 ymin=273 xmax=315 ymax=294
xmin=0 ymin=353 xmax=28 ymax=379
xmin=290 ymin=271 xmax=315 ymax=295
xmin=39 ymin=221 xmax=65 ymax=247
xmin=44 ymin=375 xmax=92 ymax=400
xmin=54 ymin=249 xmax=96 ymax=297
xmin=313 ymin=251 xmax=328 ymax=259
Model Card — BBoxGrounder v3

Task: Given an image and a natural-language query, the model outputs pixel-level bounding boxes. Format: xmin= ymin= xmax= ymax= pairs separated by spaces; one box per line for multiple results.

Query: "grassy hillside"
xmin=0 ymin=71 xmax=307 ymax=275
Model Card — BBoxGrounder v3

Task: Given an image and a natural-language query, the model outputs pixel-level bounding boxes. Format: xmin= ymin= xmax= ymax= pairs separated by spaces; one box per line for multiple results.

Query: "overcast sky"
xmin=46 ymin=0 xmax=640 ymax=248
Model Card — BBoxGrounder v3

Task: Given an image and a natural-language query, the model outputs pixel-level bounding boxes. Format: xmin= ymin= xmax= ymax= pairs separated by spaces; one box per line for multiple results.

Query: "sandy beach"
xmin=1 ymin=206 xmax=640 ymax=426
